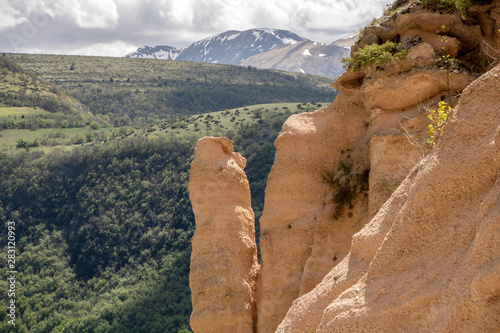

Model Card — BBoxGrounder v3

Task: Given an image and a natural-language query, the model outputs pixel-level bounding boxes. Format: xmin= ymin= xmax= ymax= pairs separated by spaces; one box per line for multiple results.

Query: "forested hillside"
xmin=6 ymin=54 xmax=336 ymax=126
xmin=0 ymin=55 xmax=336 ymax=332
xmin=0 ymin=105 xmax=312 ymax=332
xmin=0 ymin=136 xmax=195 ymax=332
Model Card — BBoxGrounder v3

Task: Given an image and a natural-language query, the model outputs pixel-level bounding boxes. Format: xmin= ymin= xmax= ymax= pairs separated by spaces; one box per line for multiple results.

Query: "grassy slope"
xmin=0 ymin=106 xmax=54 ymax=117
xmin=148 ymin=102 xmax=327 ymax=136
xmin=0 ymin=127 xmax=112 ymax=151
xmin=0 ymin=56 xmax=91 ymax=118
xmin=0 ymin=102 xmax=328 ymax=151
xmin=5 ymin=54 xmax=333 ymax=89
xmin=0 ymin=57 xmax=56 ymax=99
xmin=5 ymin=54 xmax=336 ymax=124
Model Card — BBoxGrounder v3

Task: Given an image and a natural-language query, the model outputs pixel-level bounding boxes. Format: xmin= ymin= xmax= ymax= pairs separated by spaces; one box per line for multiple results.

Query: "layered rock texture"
xmin=189 ymin=1 xmax=500 ymax=332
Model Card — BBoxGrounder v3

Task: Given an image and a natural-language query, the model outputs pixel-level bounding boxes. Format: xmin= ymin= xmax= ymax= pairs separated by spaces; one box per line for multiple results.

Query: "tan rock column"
xmin=189 ymin=137 xmax=259 ymax=333
xmin=256 ymin=92 xmax=371 ymax=333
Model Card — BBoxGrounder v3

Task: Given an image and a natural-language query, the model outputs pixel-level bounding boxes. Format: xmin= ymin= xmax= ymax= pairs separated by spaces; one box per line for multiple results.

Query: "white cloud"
xmin=67 ymin=40 xmax=138 ymax=56
xmin=0 ymin=0 xmax=394 ymax=55
xmin=73 ymin=0 xmax=119 ymax=29
xmin=0 ymin=2 xmax=26 ymax=30
xmin=245 ymin=0 xmax=392 ymax=42
xmin=1 ymin=0 xmax=119 ymax=29
xmin=166 ymin=0 xmax=195 ymax=27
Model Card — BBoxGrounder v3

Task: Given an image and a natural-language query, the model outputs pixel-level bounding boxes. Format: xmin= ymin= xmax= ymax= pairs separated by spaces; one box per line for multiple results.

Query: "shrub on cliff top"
xmin=341 ymin=40 xmax=407 ymax=72
xmin=420 ymin=0 xmax=493 ymax=13
xmin=421 ymin=0 xmax=470 ymax=13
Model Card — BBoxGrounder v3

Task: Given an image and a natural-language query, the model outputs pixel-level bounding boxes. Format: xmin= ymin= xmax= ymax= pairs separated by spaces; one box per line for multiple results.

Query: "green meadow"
xmin=0 ymin=106 xmax=54 ymax=118
xmin=0 ymin=102 xmax=328 ymax=152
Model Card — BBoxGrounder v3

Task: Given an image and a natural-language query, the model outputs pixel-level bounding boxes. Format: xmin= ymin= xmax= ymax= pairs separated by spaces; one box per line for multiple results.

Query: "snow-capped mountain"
xmin=125 ymin=45 xmax=181 ymax=60
xmin=240 ymin=41 xmax=349 ymax=78
xmin=331 ymin=33 xmax=359 ymax=49
xmin=126 ymin=29 xmax=307 ymax=64
xmin=126 ymin=28 xmax=355 ymax=78
xmin=176 ymin=28 xmax=308 ymax=65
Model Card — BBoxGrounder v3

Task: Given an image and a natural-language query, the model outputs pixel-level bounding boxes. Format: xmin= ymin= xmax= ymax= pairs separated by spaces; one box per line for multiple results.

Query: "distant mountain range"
xmin=126 ymin=28 xmax=355 ymax=78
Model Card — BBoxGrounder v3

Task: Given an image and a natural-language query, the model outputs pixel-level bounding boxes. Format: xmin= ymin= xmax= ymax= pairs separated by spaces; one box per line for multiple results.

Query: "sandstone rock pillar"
xmin=255 ymin=92 xmax=371 ymax=333
xmin=189 ymin=137 xmax=259 ymax=333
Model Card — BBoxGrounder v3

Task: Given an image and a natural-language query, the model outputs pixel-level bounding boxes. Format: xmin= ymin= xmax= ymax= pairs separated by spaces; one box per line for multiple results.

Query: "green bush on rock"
xmin=341 ymin=41 xmax=407 ymax=72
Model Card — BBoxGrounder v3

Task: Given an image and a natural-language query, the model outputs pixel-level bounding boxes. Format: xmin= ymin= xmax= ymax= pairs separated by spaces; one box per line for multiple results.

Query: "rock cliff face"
xmin=189 ymin=137 xmax=259 ymax=333
xmin=189 ymin=1 xmax=500 ymax=332
xmin=255 ymin=91 xmax=371 ymax=332
xmin=277 ymin=59 xmax=500 ymax=333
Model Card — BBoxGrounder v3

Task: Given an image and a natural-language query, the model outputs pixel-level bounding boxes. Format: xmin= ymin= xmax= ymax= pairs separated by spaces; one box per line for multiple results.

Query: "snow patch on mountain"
xmin=331 ymin=32 xmax=359 ymax=49
xmin=282 ymin=38 xmax=299 ymax=45
xmin=227 ymin=33 xmax=240 ymax=41
xmin=125 ymin=28 xmax=354 ymax=78
xmin=125 ymin=45 xmax=181 ymax=60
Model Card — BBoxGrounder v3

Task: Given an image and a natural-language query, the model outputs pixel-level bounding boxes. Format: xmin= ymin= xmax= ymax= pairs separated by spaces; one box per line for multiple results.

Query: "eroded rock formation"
xmin=189 ymin=1 xmax=500 ymax=332
xmin=256 ymin=2 xmax=481 ymax=330
xmin=189 ymin=137 xmax=259 ymax=333
xmin=254 ymin=97 xmax=370 ymax=332
xmin=277 ymin=59 xmax=500 ymax=333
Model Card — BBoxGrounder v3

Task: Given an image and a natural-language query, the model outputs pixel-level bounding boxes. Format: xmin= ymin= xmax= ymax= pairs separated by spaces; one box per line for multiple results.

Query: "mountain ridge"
xmin=125 ymin=45 xmax=181 ymax=60
xmin=240 ymin=40 xmax=347 ymax=78
xmin=177 ymin=28 xmax=307 ymax=64
xmin=126 ymin=28 xmax=352 ymax=78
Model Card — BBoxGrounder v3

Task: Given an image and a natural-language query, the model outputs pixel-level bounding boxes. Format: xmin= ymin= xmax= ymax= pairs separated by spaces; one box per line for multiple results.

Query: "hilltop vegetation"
xmin=6 ymin=54 xmax=336 ymax=126
xmin=0 ymin=102 xmax=324 ymax=152
xmin=0 ymin=56 xmax=106 ymax=138
xmin=0 ymin=56 xmax=92 ymax=118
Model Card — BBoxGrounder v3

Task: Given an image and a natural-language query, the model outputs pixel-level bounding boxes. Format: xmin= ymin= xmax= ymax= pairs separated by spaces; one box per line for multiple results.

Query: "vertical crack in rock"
xmin=189 ymin=137 xmax=259 ymax=333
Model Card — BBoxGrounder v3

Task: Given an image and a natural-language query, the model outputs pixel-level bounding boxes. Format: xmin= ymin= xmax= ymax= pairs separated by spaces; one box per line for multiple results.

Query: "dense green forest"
xmin=6 ymin=54 xmax=336 ymax=126
xmin=69 ymin=82 xmax=331 ymax=126
xmin=0 ymin=54 xmax=336 ymax=332
xmin=0 ymin=108 xmax=302 ymax=332
xmin=0 ymin=137 xmax=195 ymax=332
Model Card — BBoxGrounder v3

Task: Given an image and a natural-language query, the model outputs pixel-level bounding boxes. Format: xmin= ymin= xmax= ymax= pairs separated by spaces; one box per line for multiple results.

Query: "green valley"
xmin=0 ymin=54 xmax=337 ymax=332
xmin=6 ymin=54 xmax=336 ymax=126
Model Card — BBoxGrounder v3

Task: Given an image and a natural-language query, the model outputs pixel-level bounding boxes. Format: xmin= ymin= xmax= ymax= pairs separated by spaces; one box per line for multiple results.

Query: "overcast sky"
xmin=0 ymin=0 xmax=393 ymax=57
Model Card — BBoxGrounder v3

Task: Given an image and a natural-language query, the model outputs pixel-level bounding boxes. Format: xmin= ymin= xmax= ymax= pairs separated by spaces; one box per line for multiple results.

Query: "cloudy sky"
xmin=0 ymin=0 xmax=393 ymax=57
